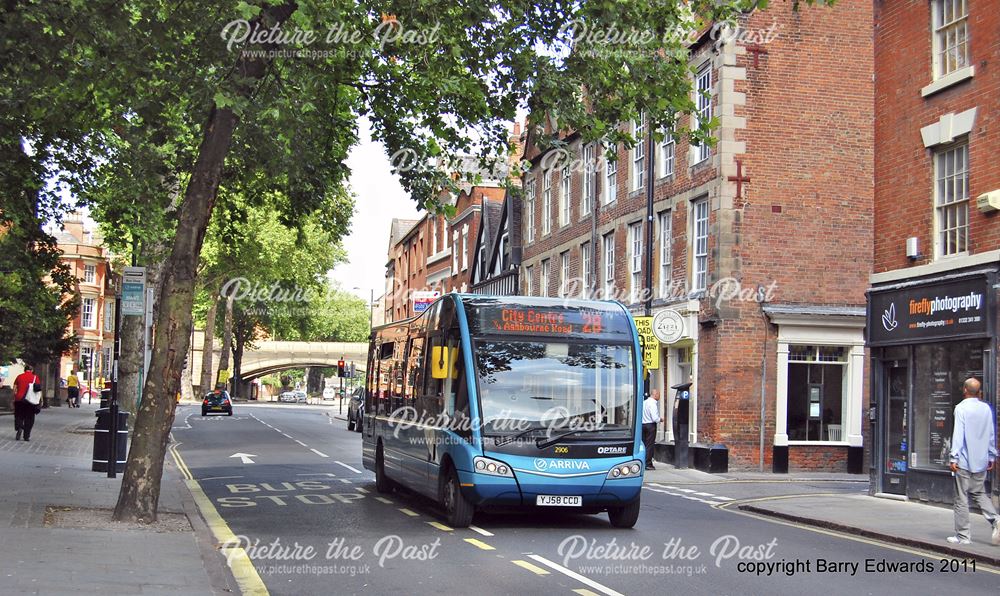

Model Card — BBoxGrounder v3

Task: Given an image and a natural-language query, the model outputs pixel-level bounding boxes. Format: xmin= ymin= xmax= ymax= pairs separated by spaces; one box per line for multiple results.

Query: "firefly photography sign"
xmin=868 ymin=276 xmax=992 ymax=345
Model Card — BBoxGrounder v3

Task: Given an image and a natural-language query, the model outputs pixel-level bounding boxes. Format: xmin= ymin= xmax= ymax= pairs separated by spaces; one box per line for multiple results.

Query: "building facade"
xmin=55 ymin=213 xmax=115 ymax=390
xmin=520 ymin=1 xmax=874 ymax=472
xmin=868 ymin=0 xmax=1000 ymax=503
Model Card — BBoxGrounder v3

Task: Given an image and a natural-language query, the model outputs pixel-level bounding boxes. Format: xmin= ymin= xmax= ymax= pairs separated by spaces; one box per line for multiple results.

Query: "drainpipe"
xmin=758 ymin=286 xmax=769 ymax=472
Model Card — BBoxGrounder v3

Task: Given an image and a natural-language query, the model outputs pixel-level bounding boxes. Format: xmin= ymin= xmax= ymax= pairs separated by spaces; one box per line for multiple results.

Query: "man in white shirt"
xmin=642 ymin=389 xmax=663 ymax=470
xmin=947 ymin=377 xmax=999 ymax=546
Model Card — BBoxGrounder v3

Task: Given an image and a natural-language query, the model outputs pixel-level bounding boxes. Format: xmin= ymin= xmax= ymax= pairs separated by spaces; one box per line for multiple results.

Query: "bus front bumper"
xmin=459 ymin=464 xmax=642 ymax=510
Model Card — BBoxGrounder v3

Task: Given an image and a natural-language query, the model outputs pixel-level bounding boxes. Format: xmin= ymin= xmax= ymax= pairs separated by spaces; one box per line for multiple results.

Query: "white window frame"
xmin=581 ymin=241 xmax=592 ymax=295
xmin=81 ymin=297 xmax=96 ymax=330
xmin=540 ymin=259 xmax=550 ymax=297
xmin=452 ymin=231 xmax=459 ymax=271
xmin=104 ymin=301 xmax=114 ymax=332
xmin=525 ymin=179 xmax=536 ymax=243
xmin=83 ymin=264 xmax=96 ymax=284
xmin=661 ymin=127 xmax=675 ymax=178
xmin=628 ymin=222 xmax=643 ymax=303
xmin=559 ymin=251 xmax=570 ymax=297
xmin=693 ymin=63 xmax=713 ymax=164
xmin=604 ymin=149 xmax=618 ymax=206
xmin=932 ymin=0 xmax=969 ymax=80
xmin=560 ymin=163 xmax=571 ymax=227
xmin=659 ymin=210 xmax=672 ymax=297
xmin=632 ymin=112 xmax=647 ymax=190
xmin=603 ymin=232 xmax=615 ymax=298
xmin=525 ymin=265 xmax=534 ymax=295
xmin=542 ymin=171 xmax=552 ymax=235
xmin=582 ymin=144 xmax=595 ymax=217
xmin=498 ymin=232 xmax=509 ymax=271
xmin=934 ymin=141 xmax=969 ymax=259
xmin=431 ymin=217 xmax=437 ymax=253
xmin=461 ymin=226 xmax=469 ymax=271
xmin=692 ymin=198 xmax=709 ymax=291
xmin=632 ymin=114 xmax=646 ymax=191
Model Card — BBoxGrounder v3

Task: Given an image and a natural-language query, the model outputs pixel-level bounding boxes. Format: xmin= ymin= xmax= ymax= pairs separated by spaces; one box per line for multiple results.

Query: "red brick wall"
xmin=789 ymin=445 xmax=848 ymax=472
xmin=874 ymin=0 xmax=1000 ymax=271
xmin=702 ymin=1 xmax=875 ymax=469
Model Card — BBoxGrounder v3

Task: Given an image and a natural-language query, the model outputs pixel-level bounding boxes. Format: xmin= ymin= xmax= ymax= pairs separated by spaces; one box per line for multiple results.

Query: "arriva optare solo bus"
xmin=361 ymin=294 xmax=645 ymax=528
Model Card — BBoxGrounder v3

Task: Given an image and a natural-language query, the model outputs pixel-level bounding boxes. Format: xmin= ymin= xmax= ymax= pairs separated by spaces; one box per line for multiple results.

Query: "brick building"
xmin=867 ymin=0 xmax=1000 ymax=504
xmin=384 ymin=184 xmax=505 ymax=323
xmin=520 ymin=2 xmax=874 ymax=472
xmin=54 ymin=212 xmax=115 ymax=393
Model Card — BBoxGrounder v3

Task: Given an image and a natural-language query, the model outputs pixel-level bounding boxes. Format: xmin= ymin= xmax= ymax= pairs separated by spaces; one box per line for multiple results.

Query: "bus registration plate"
xmin=536 ymin=495 xmax=582 ymax=507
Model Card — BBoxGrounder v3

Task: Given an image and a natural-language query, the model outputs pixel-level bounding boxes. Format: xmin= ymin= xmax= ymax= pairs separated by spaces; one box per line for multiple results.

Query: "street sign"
xmin=633 ymin=316 xmax=660 ymax=370
xmin=412 ymin=290 xmax=440 ymax=313
xmin=121 ymin=266 xmax=146 ymax=316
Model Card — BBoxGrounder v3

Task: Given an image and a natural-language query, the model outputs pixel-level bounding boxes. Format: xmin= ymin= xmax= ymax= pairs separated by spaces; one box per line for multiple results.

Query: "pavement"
xmin=642 ymin=462 xmax=1000 ymax=567
xmin=0 ymin=403 xmax=233 ymax=595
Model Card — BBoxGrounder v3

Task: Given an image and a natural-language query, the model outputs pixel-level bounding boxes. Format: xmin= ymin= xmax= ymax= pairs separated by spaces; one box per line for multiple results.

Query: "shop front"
xmin=867 ymin=270 xmax=998 ymax=504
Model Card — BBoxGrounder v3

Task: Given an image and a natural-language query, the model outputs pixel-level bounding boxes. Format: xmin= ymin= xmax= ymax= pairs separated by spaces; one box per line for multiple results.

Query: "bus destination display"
xmin=469 ymin=304 xmax=632 ymax=340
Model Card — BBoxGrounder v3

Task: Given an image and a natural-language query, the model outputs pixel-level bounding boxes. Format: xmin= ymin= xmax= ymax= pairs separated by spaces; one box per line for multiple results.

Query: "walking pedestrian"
xmin=642 ymin=388 xmax=663 ymax=470
xmin=12 ymin=365 xmax=42 ymax=441
xmin=947 ymin=377 xmax=999 ymax=546
xmin=66 ymin=369 xmax=80 ymax=408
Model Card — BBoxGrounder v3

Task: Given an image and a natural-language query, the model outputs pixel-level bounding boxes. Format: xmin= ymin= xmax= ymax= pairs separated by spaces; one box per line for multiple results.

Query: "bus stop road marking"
xmin=356 ymin=487 xmax=369 ymax=494
xmin=399 ymin=508 xmax=419 ymax=517
xmin=469 ymin=525 xmax=494 ymax=537
xmin=339 ymin=479 xmax=352 ymax=484
xmin=574 ymin=590 xmax=601 ymax=596
xmin=512 ymin=560 xmax=550 ymax=575
xmin=375 ymin=497 xmax=393 ymax=504
xmin=527 ymin=554 xmax=624 ymax=596
xmin=311 ymin=448 xmax=330 ymax=458
xmin=335 ymin=461 xmax=362 ymax=474
xmin=464 ymin=538 xmax=495 ymax=551
xmin=428 ymin=521 xmax=453 ymax=532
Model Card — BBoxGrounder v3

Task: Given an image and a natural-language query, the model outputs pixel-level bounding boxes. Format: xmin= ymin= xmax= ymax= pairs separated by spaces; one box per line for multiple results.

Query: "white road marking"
xmin=468 ymin=525 xmax=494 ymax=537
xmin=711 ymin=495 xmax=734 ymax=502
xmin=230 ymin=453 xmax=257 ymax=464
xmin=339 ymin=479 xmax=352 ymax=484
xmin=643 ymin=486 xmax=717 ymax=505
xmin=200 ymin=476 xmax=245 ymax=481
xmin=527 ymin=554 xmax=624 ymax=596
xmin=334 ymin=461 xmax=362 ymax=474
xmin=693 ymin=492 xmax=715 ymax=497
xmin=295 ymin=440 xmax=308 ymax=447
xmin=310 ymin=449 xmax=330 ymax=458
xmin=356 ymin=487 xmax=369 ymax=494
xmin=297 ymin=473 xmax=337 ymax=477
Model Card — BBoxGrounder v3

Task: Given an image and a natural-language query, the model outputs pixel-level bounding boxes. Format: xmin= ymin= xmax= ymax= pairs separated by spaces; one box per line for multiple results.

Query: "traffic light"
xmin=337 ymin=360 xmax=345 ymax=378
xmin=79 ymin=354 xmax=90 ymax=369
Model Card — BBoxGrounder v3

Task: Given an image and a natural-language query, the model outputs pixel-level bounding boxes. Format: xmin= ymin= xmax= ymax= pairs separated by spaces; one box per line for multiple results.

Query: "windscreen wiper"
xmin=535 ymin=428 xmax=609 ymax=450
xmin=489 ymin=424 xmax=545 ymax=446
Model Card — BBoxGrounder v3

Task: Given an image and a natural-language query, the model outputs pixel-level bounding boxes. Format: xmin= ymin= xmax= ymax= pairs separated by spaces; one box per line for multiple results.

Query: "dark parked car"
xmin=202 ymin=389 xmax=233 ymax=416
xmin=347 ymin=388 xmax=364 ymax=432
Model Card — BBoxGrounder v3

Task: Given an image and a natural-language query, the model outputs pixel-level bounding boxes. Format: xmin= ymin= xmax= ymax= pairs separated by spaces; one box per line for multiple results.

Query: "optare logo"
xmin=533 ymin=458 xmax=549 ymax=471
xmin=597 ymin=446 xmax=627 ymax=455
xmin=882 ymin=303 xmax=898 ymax=332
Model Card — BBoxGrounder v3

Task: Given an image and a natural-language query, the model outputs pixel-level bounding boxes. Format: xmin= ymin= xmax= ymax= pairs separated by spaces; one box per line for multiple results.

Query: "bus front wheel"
xmin=607 ymin=497 xmax=641 ymax=528
xmin=375 ymin=446 xmax=394 ymax=494
xmin=442 ymin=467 xmax=474 ymax=528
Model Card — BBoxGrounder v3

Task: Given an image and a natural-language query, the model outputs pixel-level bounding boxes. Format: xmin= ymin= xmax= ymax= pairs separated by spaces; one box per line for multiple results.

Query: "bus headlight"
xmin=606 ymin=460 xmax=644 ymax=479
xmin=474 ymin=456 xmax=513 ymax=478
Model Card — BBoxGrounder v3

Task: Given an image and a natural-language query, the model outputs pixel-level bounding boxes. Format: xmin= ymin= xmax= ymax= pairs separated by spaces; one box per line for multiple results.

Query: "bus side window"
xmin=422 ymin=335 xmax=443 ymax=418
xmin=405 ymin=337 xmax=424 ymax=409
xmin=378 ymin=340 xmax=394 ymax=415
xmin=365 ymin=338 xmax=377 ymax=413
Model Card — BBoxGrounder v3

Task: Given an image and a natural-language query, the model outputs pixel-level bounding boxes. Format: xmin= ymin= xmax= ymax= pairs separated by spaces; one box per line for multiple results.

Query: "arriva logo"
xmin=533 ymin=458 xmax=591 ymax=472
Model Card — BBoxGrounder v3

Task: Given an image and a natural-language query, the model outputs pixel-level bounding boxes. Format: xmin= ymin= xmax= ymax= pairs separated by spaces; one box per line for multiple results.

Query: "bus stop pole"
xmin=108 ymin=293 xmax=122 ymax=479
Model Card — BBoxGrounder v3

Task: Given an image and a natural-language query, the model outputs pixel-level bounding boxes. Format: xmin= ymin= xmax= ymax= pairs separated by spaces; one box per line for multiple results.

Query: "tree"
xmin=6 ymin=0 xmax=835 ymax=522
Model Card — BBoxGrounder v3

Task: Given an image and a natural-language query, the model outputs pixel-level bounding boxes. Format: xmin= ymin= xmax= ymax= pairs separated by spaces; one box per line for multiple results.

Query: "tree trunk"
xmin=232 ymin=338 xmax=244 ymax=399
xmin=112 ymin=2 xmax=296 ymax=524
xmin=198 ymin=297 xmax=218 ymax=393
xmin=217 ymin=293 xmax=234 ymax=386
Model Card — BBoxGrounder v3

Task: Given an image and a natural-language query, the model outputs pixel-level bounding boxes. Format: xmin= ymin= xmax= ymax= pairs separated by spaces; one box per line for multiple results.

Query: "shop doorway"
xmin=883 ymin=360 xmax=908 ymax=495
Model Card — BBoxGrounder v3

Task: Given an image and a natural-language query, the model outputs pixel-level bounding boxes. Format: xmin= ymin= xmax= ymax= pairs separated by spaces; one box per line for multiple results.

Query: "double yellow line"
xmin=169 ymin=441 xmax=271 ymax=595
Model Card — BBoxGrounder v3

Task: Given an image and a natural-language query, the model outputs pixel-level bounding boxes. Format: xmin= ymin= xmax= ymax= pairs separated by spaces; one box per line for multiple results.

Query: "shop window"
xmin=912 ymin=341 xmax=985 ymax=470
xmin=787 ymin=345 xmax=847 ymax=441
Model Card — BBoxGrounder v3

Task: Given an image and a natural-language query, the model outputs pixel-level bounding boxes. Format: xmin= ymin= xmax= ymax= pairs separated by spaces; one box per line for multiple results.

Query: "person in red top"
xmin=12 ymin=364 xmax=41 ymax=441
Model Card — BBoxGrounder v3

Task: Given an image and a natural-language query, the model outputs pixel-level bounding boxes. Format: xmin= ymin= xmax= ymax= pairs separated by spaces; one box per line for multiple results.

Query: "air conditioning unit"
xmin=906 ymin=237 xmax=920 ymax=260
xmin=976 ymin=190 xmax=1000 ymax=212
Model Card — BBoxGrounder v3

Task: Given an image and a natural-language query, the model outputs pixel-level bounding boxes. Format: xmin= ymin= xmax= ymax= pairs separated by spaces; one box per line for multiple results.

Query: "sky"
xmin=332 ymin=118 xmax=421 ymax=303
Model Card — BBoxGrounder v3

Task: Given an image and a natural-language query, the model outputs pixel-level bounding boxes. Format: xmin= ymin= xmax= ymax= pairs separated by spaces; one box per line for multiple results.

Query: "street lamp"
xmin=352 ymin=287 xmax=375 ymax=329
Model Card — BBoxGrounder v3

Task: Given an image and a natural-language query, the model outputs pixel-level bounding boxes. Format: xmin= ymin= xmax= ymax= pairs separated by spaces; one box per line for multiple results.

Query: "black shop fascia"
xmin=866 ymin=268 xmax=998 ymax=505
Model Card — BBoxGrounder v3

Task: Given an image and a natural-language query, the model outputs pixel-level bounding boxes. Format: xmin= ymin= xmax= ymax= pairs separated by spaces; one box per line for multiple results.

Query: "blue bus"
xmin=361 ymin=294 xmax=645 ymax=528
